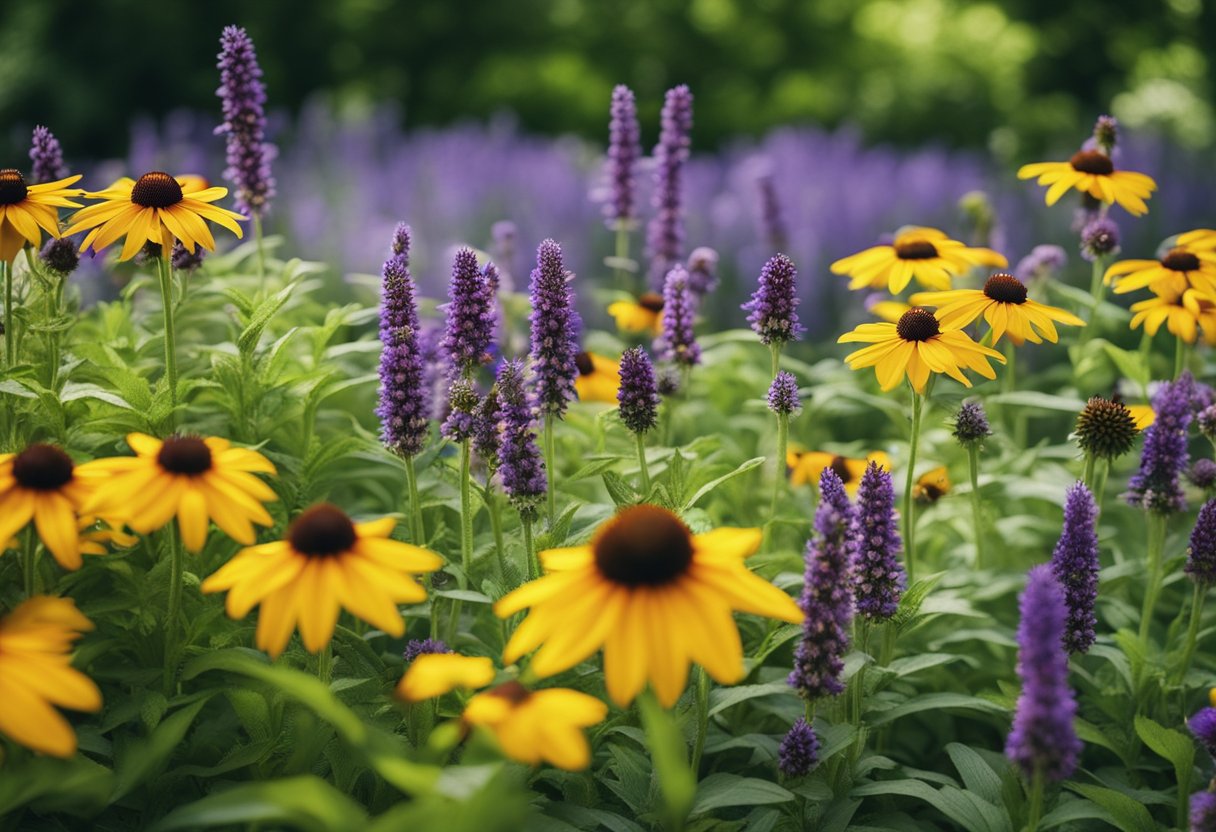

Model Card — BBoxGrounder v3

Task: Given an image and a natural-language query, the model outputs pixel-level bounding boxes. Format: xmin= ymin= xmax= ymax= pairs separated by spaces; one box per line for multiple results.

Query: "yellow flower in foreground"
xmin=0 ymin=444 xmax=100 ymax=570
xmin=202 ymin=504 xmax=442 ymax=658
xmin=397 ymin=653 xmax=496 ymax=702
xmin=0 ymin=596 xmax=101 ymax=757
xmin=1178 ymin=229 xmax=1216 ymax=250
xmin=1017 ymin=150 xmax=1156 ymax=216
xmin=78 ymin=516 xmax=139 ymax=556
xmin=912 ymin=466 xmax=951 ymax=503
xmin=80 ymin=433 xmax=277 ymax=553
xmin=464 ymin=681 xmax=608 ymax=771
xmin=830 ymin=227 xmax=1006 ymax=294
xmin=0 ymin=169 xmax=83 ymax=262
xmin=838 ymin=308 xmax=1005 ymax=394
xmin=1103 ymin=246 xmax=1216 ymax=296
xmin=786 ymin=449 xmax=891 ymax=494
xmin=1129 ymin=288 xmax=1216 ymax=345
xmin=866 ymin=298 xmax=911 ymax=324
xmin=65 ymin=172 xmax=244 ymax=261
xmin=1126 ymin=404 xmax=1155 ymax=431
xmin=607 ymin=292 xmax=664 ymax=335
xmin=495 ymin=504 xmax=803 ymax=707
xmin=910 ymin=272 xmax=1085 ymax=345
xmin=574 ymin=351 xmax=621 ymax=404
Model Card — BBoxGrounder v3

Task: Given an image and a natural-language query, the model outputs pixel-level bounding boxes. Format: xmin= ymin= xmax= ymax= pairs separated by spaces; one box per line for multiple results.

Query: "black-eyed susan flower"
xmin=838 ymin=308 xmax=1005 ymax=394
xmin=1129 ymin=287 xmax=1216 ymax=345
xmin=910 ymin=272 xmax=1085 ymax=345
xmin=0 ymin=596 xmax=101 ymax=757
xmin=830 ymin=227 xmax=1007 ymax=294
xmin=607 ymin=292 xmax=664 ymax=335
xmin=79 ymin=433 xmax=276 ymax=553
xmin=574 ymin=351 xmax=621 ymax=404
xmin=0 ymin=169 xmax=83 ymax=263
xmin=494 ymin=504 xmax=803 ymax=707
xmin=1179 ymin=229 xmax=1216 ymax=250
xmin=463 ymin=681 xmax=608 ymax=771
xmin=1017 ymin=150 xmax=1156 ymax=216
xmin=65 ymin=172 xmax=244 ymax=261
xmin=912 ymin=466 xmax=951 ymax=503
xmin=0 ymin=443 xmax=101 ymax=571
xmin=396 ymin=653 xmax=496 ymax=702
xmin=201 ymin=503 xmax=442 ymax=658
xmin=786 ymin=448 xmax=891 ymax=495
xmin=1103 ymin=246 xmax=1216 ymax=296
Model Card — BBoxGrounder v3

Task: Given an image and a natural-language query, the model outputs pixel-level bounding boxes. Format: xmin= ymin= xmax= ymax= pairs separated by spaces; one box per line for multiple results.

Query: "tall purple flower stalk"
xmin=441 ymin=378 xmax=479 ymax=442
xmin=441 ymin=247 xmax=496 ymax=377
xmin=655 ymin=265 xmax=700 ymax=367
xmin=617 ymin=347 xmax=659 ymax=434
xmin=1186 ymin=500 xmax=1216 ymax=586
xmin=767 ymin=371 xmax=801 ymax=416
xmin=473 ymin=385 xmax=502 ymax=470
xmin=789 ymin=469 xmax=854 ymax=700
xmin=604 ymin=85 xmax=641 ymax=228
xmin=852 ymin=462 xmax=905 ymax=621
xmin=754 ymin=162 xmax=788 ymax=251
xmin=647 ymin=84 xmax=693 ymax=287
xmin=497 ymin=359 xmax=547 ymax=521
xmin=778 ymin=718 xmax=819 ymax=777
xmin=1127 ymin=373 xmax=1193 ymax=514
xmin=29 ymin=126 xmax=67 ymax=184
xmin=376 ymin=225 xmax=428 ymax=458
xmin=743 ymin=253 xmax=804 ymax=348
xmin=1050 ymin=482 xmax=1100 ymax=654
xmin=216 ymin=25 xmax=275 ymax=218
xmin=529 ymin=239 xmax=581 ymax=418
xmin=1005 ymin=565 xmax=1081 ymax=784
xmin=419 ymin=322 xmax=449 ymax=423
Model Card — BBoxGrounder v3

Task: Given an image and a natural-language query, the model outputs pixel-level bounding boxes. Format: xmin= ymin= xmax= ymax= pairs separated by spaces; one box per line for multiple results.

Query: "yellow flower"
xmin=607 ymin=292 xmax=664 ymax=335
xmin=1178 ymin=229 xmax=1216 ymax=250
xmin=1126 ymin=404 xmax=1155 ymax=431
xmin=0 ymin=443 xmax=102 ymax=571
xmin=396 ymin=653 xmax=496 ymax=702
xmin=78 ymin=516 xmax=139 ymax=556
xmin=1103 ymin=246 xmax=1216 ymax=296
xmin=0 ymin=169 xmax=83 ymax=263
xmin=0 ymin=596 xmax=101 ymax=757
xmin=838 ymin=308 xmax=1005 ymax=394
xmin=202 ymin=504 xmax=442 ymax=658
xmin=574 ymin=351 xmax=621 ymax=404
xmin=79 ymin=433 xmax=276 ymax=553
xmin=463 ymin=681 xmax=608 ymax=771
xmin=830 ymin=227 xmax=1006 ymax=294
xmin=494 ymin=504 xmax=803 ymax=707
xmin=912 ymin=466 xmax=951 ymax=503
xmin=867 ymin=298 xmax=911 ymax=323
xmin=786 ymin=449 xmax=891 ymax=495
xmin=1129 ymin=287 xmax=1216 ymax=345
xmin=65 ymin=172 xmax=244 ymax=261
xmin=910 ymin=272 xmax=1085 ymax=345
xmin=1017 ymin=150 xmax=1156 ymax=216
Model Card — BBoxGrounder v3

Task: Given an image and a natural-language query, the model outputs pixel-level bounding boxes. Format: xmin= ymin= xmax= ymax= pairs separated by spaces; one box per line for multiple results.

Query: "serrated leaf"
xmin=1065 ymin=784 xmax=1156 ymax=832
xmin=683 ymin=457 xmax=766 ymax=510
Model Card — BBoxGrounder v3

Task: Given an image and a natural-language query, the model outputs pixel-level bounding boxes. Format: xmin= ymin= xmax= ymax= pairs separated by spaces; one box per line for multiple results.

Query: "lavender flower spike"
xmin=1189 ymin=706 xmax=1216 ymax=760
xmin=441 ymin=377 xmax=479 ymax=443
xmin=376 ymin=225 xmax=428 ymax=458
xmin=647 ymin=84 xmax=693 ymax=287
xmin=789 ymin=469 xmax=853 ymax=700
xmin=767 ymin=371 xmax=801 ymax=416
xmin=1127 ymin=372 xmax=1193 ymax=514
xmin=402 ymin=638 xmax=451 ymax=663
xmin=497 ymin=359 xmax=547 ymax=521
xmin=852 ymin=462 xmax=905 ymax=621
xmin=472 ymin=385 xmax=502 ymax=470
xmin=604 ymin=85 xmax=641 ymax=228
xmin=216 ymin=25 xmax=275 ymax=218
xmin=655 ymin=265 xmax=700 ymax=367
xmin=1050 ymin=482 xmax=1100 ymax=654
xmin=529 ymin=239 xmax=581 ymax=418
xmin=441 ymin=247 xmax=496 ymax=377
xmin=1186 ymin=500 xmax=1216 ymax=586
xmin=743 ymin=253 xmax=804 ymax=347
xmin=1005 ymin=565 xmax=1081 ymax=784
xmin=29 ymin=126 xmax=67 ymax=184
xmin=778 ymin=718 xmax=819 ymax=777
xmin=1080 ymin=217 xmax=1120 ymax=263
xmin=617 ymin=347 xmax=659 ymax=434
xmin=1192 ymin=791 xmax=1216 ymax=832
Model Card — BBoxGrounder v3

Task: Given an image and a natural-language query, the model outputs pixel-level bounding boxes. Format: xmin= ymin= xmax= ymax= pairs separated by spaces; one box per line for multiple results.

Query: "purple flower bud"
xmin=852 ymin=462 xmax=905 ymax=621
xmin=655 ymin=265 xmax=700 ymax=367
xmin=767 ymin=371 xmax=801 ymax=416
xmin=1080 ymin=217 xmax=1120 ymax=262
xmin=376 ymin=225 xmax=428 ymax=458
xmin=402 ymin=638 xmax=451 ymax=663
xmin=1050 ymin=482 xmax=1100 ymax=654
xmin=1192 ymin=790 xmax=1216 ymax=832
xmin=686 ymin=246 xmax=719 ymax=299
xmin=29 ymin=126 xmax=67 ymax=184
xmin=39 ymin=237 xmax=79 ymax=275
xmin=171 ymin=240 xmax=205 ymax=273
xmin=1190 ymin=460 xmax=1216 ymax=491
xmin=1014 ymin=245 xmax=1067 ymax=282
xmin=1127 ymin=373 xmax=1193 ymax=515
xmin=743 ymin=253 xmax=804 ymax=347
xmin=472 ymin=385 xmax=502 ymax=470
xmin=1200 ymin=405 xmax=1216 ymax=443
xmin=1189 ymin=707 xmax=1216 ymax=760
xmin=528 ymin=239 xmax=581 ymax=418
xmin=497 ymin=359 xmax=547 ymax=520
xmin=647 ymin=85 xmax=693 ymax=287
xmin=656 ymin=364 xmax=682 ymax=397
xmin=953 ymin=401 xmax=992 ymax=447
xmin=604 ymin=85 xmax=641 ymax=228
xmin=1093 ymin=115 xmax=1118 ymax=155
xmin=617 ymin=347 xmax=659 ymax=434
xmin=1186 ymin=500 xmax=1216 ymax=586
xmin=441 ymin=378 xmax=479 ymax=443
xmin=216 ymin=26 xmax=275 ymax=217
xmin=441 ymin=247 xmax=496 ymax=377
xmin=778 ymin=718 xmax=819 ymax=777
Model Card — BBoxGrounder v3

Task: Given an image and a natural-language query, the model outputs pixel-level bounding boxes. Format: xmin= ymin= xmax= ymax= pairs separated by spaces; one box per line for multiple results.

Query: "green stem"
xmin=486 ymin=481 xmax=508 ymax=581
xmin=316 ymin=643 xmax=333 ymax=685
xmin=1086 ymin=255 xmax=1107 ymax=331
xmin=157 ymin=255 xmax=179 ymax=420
xmin=770 ymin=343 xmax=781 ymax=378
xmin=1025 ymin=769 xmax=1045 ymax=832
xmin=1178 ymin=583 xmax=1205 ymax=684
xmin=967 ymin=444 xmax=985 ymax=570
xmin=1138 ymin=513 xmax=1168 ymax=645
xmin=770 ymin=411 xmax=789 ymax=521
xmin=1094 ymin=458 xmax=1110 ymax=513
xmin=3 ymin=260 xmax=13 ymax=367
xmin=544 ymin=413 xmax=556 ymax=526
xmin=902 ymin=390 xmax=925 ymax=585
xmin=404 ymin=454 xmax=426 ymax=544
xmin=850 ymin=620 xmax=870 ymax=731
xmin=459 ymin=439 xmax=473 ymax=577
xmin=635 ymin=431 xmax=652 ymax=495
xmin=690 ymin=667 xmax=710 ymax=776
xmin=1174 ymin=336 xmax=1187 ymax=380
xmin=163 ymin=522 xmax=184 ymax=693
xmin=1081 ymin=454 xmax=1096 ymax=494
xmin=613 ymin=225 xmax=631 ymax=291
xmin=1002 ymin=340 xmax=1016 ymax=394
xmin=522 ymin=516 xmax=538 ymax=581
xmin=22 ymin=529 xmax=37 ymax=598
xmin=253 ymin=214 xmax=266 ymax=283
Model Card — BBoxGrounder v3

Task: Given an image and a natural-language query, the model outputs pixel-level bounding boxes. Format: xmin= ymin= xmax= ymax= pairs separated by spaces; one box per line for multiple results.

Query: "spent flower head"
xmin=1075 ymin=396 xmax=1138 ymax=461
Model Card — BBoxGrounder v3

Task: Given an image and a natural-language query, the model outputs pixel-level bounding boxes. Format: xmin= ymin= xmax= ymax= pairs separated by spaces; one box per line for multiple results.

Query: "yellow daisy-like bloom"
xmin=838 ymin=307 xmax=1006 ymax=394
xmin=1129 ymin=287 xmax=1216 ymax=345
xmin=1178 ymin=229 xmax=1216 ymax=250
xmin=79 ymin=517 xmax=140 ymax=556
xmin=64 ymin=172 xmax=245 ymax=261
xmin=202 ymin=503 xmax=442 ymax=658
xmin=0 ymin=596 xmax=102 ymax=757
xmin=494 ymin=504 xmax=803 ymax=707
xmin=910 ymin=272 xmax=1086 ymax=345
xmin=0 ymin=444 xmax=103 ymax=571
xmin=574 ymin=351 xmax=621 ymax=404
xmin=830 ymin=227 xmax=1007 ymax=294
xmin=867 ymin=299 xmax=911 ymax=324
xmin=607 ymin=292 xmax=664 ymax=335
xmin=463 ymin=681 xmax=608 ymax=771
xmin=79 ymin=433 xmax=277 ymax=553
xmin=0 ymin=169 xmax=84 ymax=263
xmin=1017 ymin=150 xmax=1156 ymax=216
xmin=397 ymin=653 xmax=496 ymax=702
xmin=912 ymin=466 xmax=951 ymax=503
xmin=786 ymin=449 xmax=891 ymax=494
xmin=1103 ymin=246 xmax=1216 ymax=296
xmin=1126 ymin=404 xmax=1155 ymax=431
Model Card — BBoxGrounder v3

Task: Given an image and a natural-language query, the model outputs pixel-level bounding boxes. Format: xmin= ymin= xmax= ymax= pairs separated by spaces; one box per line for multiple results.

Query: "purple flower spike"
xmin=1186 ymin=500 xmax=1216 ymax=586
xmin=1192 ymin=791 xmax=1216 ymax=831
xmin=441 ymin=378 xmax=479 ymax=443
xmin=1127 ymin=373 xmax=1193 ymax=515
xmin=618 ymin=347 xmax=659 ymax=434
xmin=1189 ymin=707 xmax=1216 ymax=760
xmin=216 ymin=26 xmax=275 ymax=218
xmin=604 ymin=85 xmax=641 ymax=228
xmin=1005 ymin=565 xmax=1081 ymax=784
xmin=1190 ymin=460 xmax=1216 ymax=491
xmin=529 ymin=239 xmax=581 ymax=418
xmin=497 ymin=359 xmax=547 ymax=521
xmin=778 ymin=718 xmax=819 ymax=777
xmin=441 ymin=247 xmax=496 ymax=378
xmin=852 ymin=462 xmax=905 ymax=621
xmin=376 ymin=225 xmax=429 ymax=459
xmin=1080 ymin=217 xmax=1120 ymax=263
xmin=419 ymin=322 xmax=449 ymax=424
xmin=29 ymin=126 xmax=67 ymax=184
xmin=655 ymin=265 xmax=700 ymax=368
xmin=1050 ymin=482 xmax=1100 ymax=654
xmin=743 ymin=253 xmax=803 ymax=347
xmin=647 ymin=84 xmax=693 ymax=287
xmin=686 ymin=247 xmax=719 ymax=299
xmin=767 ymin=371 xmax=801 ymax=416
xmin=402 ymin=638 xmax=451 ymax=663
xmin=1093 ymin=115 xmax=1118 ymax=155
xmin=953 ymin=401 xmax=992 ymax=448
xmin=789 ymin=469 xmax=854 ymax=700
xmin=473 ymin=385 xmax=502 ymax=470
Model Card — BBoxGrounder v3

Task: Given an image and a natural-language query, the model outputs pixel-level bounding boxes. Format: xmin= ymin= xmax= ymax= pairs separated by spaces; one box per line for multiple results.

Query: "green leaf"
xmin=0 ymin=754 xmax=114 ymax=817
xmin=868 ymin=692 xmax=1006 ymax=726
xmin=638 ymin=691 xmax=695 ymax=830
xmin=149 ymin=775 xmax=368 ymax=832
xmin=944 ymin=743 xmax=1004 ymax=806
xmin=690 ymin=773 xmax=794 ymax=814
xmin=602 ymin=470 xmax=639 ymax=507
xmin=1134 ymin=715 xmax=1195 ymax=790
xmin=238 ymin=281 xmax=298 ymax=356
xmin=985 ymin=391 xmax=1087 ymax=412
xmin=706 ymin=682 xmax=793 ymax=718
xmin=1065 ymin=783 xmax=1157 ymax=832
xmin=1102 ymin=342 xmax=1151 ymax=389
xmin=849 ymin=780 xmax=994 ymax=831
xmin=112 ymin=694 xmax=213 ymax=800
xmin=684 ymin=457 xmax=766 ymax=510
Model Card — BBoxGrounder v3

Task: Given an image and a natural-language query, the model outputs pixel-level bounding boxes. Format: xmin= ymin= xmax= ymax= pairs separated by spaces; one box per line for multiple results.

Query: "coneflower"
xmin=617 ymin=346 xmax=659 ymax=493
xmin=647 ymin=85 xmax=693 ymax=288
xmin=216 ymin=25 xmax=275 ymax=220
xmin=743 ymin=253 xmax=803 ymax=375
xmin=1050 ymin=482 xmax=1100 ymax=654
xmin=655 ymin=265 xmax=700 ymax=370
xmin=29 ymin=126 xmax=67 ymax=184
xmin=497 ymin=359 xmax=547 ymax=579
xmin=852 ymin=462 xmax=905 ymax=621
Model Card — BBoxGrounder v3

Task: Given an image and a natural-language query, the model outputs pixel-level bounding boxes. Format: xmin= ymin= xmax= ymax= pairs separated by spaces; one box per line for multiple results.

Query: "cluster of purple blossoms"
xmin=1092 ymin=115 xmax=1118 ymax=155
xmin=1080 ymin=217 xmax=1121 ymax=263
xmin=441 ymin=247 xmax=496 ymax=377
xmin=647 ymin=85 xmax=693 ymax=287
xmin=767 ymin=371 xmax=801 ymax=416
xmin=617 ymin=347 xmax=659 ymax=434
xmin=1005 ymin=565 xmax=1081 ymax=784
xmin=1190 ymin=460 xmax=1216 ymax=491
xmin=215 ymin=26 xmax=275 ymax=218
xmin=441 ymin=378 xmax=479 ymax=443
xmin=777 ymin=718 xmax=819 ymax=777
xmin=789 ymin=469 xmax=854 ymax=700
xmin=376 ymin=225 xmax=428 ymax=458
xmin=1192 ymin=791 xmax=1216 ymax=832
xmin=1050 ymin=482 xmax=1100 ymax=654
xmin=1127 ymin=373 xmax=1193 ymax=514
xmin=419 ymin=322 xmax=449 ymax=424
xmin=472 ymin=386 xmax=502 ymax=470
xmin=852 ymin=462 xmax=905 ymax=621
xmin=496 ymin=359 xmax=547 ymax=521
xmin=171 ymin=240 xmax=206 ymax=274
xmin=655 ymin=265 xmax=700 ymax=367
xmin=604 ymin=85 xmax=641 ymax=228
xmin=952 ymin=401 xmax=992 ymax=448
xmin=743 ymin=254 xmax=803 ymax=347
xmin=686 ymin=247 xmax=719 ymax=300
xmin=1013 ymin=245 xmax=1067 ymax=283
xmin=40 ymin=237 xmax=80 ymax=275
xmin=1199 ymin=405 xmax=1216 ymax=443
xmin=402 ymin=638 xmax=451 ymax=663
xmin=1190 ymin=706 xmax=1216 ymax=760
xmin=29 ymin=126 xmax=67 ymax=184
xmin=1186 ymin=500 xmax=1216 ymax=586
xmin=529 ymin=239 xmax=581 ymax=418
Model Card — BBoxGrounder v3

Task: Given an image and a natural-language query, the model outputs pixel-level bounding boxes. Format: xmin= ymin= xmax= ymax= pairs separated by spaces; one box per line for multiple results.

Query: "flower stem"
xmin=613 ymin=225 xmax=631 ymax=291
xmin=1002 ymin=340 xmax=1016 ymax=394
xmin=902 ymin=390 xmax=925 ymax=584
xmin=1025 ymin=769 xmax=1045 ymax=832
xmin=1177 ymin=582 xmax=1205 ymax=683
xmin=1094 ymin=459 xmax=1110 ymax=513
xmin=163 ymin=521 xmax=184 ymax=693
xmin=1081 ymin=453 xmax=1096 ymax=493
xmin=316 ymin=643 xmax=333 ymax=685
xmin=544 ymin=412 xmax=556 ymax=526
xmin=22 ymin=529 xmax=37 ymax=598
xmin=770 ymin=343 xmax=781 ymax=378
xmin=635 ymin=431 xmax=652 ymax=495
xmin=459 ymin=439 xmax=473 ymax=577
xmin=253 ymin=214 xmax=266 ymax=283
xmin=157 ymin=255 xmax=179 ymax=420
xmin=1138 ymin=513 xmax=1168 ymax=645
xmin=967 ymin=445 xmax=985 ymax=570
xmin=690 ymin=667 xmax=710 ymax=776
xmin=403 ymin=454 xmax=426 ymax=544
xmin=1086 ymin=255 xmax=1107 ymax=330
xmin=770 ymin=411 xmax=789 ymax=521
xmin=1174 ymin=336 xmax=1187 ymax=380
xmin=522 ymin=516 xmax=538 ymax=581
xmin=486 ymin=481 xmax=508 ymax=581
xmin=3 ymin=260 xmax=13 ymax=367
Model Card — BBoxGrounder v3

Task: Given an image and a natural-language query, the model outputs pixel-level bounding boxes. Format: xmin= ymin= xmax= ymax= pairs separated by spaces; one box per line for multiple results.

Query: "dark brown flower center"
xmin=982 ymin=272 xmax=1028 ymax=304
xmin=131 ymin=172 xmax=184 ymax=208
xmin=12 ymin=443 xmax=73 ymax=491
xmin=896 ymin=308 xmax=941 ymax=342
xmin=487 ymin=680 xmax=531 ymax=704
xmin=593 ymin=504 xmax=694 ymax=587
xmin=575 ymin=351 xmax=595 ymax=376
xmin=1069 ymin=150 xmax=1114 ymax=175
xmin=288 ymin=504 xmax=358 ymax=558
xmin=1162 ymin=248 xmax=1200 ymax=272
xmin=638 ymin=292 xmax=664 ymax=313
xmin=828 ymin=455 xmax=853 ymax=484
xmin=156 ymin=435 xmax=213 ymax=475
xmin=894 ymin=239 xmax=938 ymax=260
xmin=0 ymin=169 xmax=28 ymax=205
